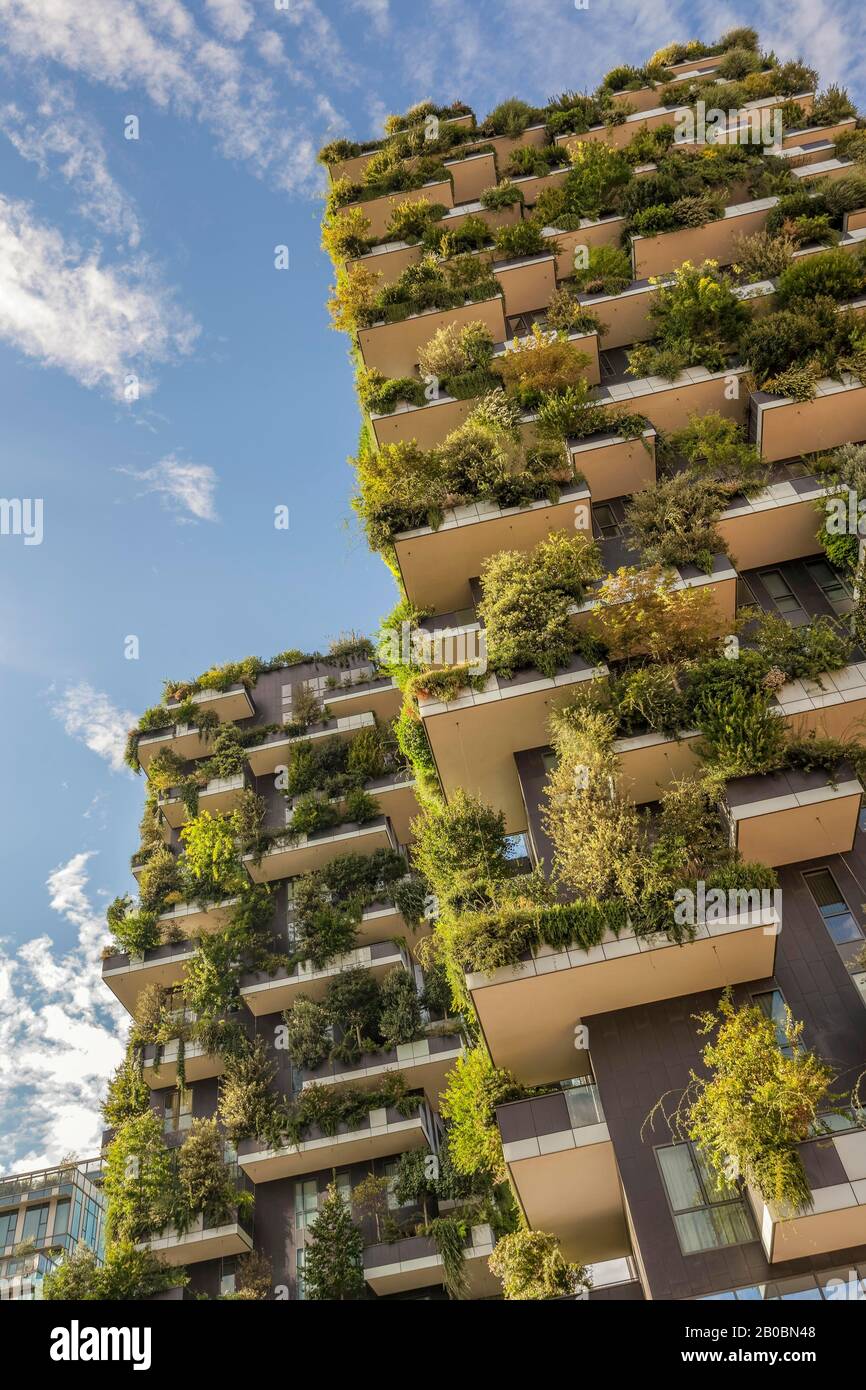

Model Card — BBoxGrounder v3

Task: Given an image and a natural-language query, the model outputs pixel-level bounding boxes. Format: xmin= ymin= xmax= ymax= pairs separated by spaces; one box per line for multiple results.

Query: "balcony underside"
xmin=238 ymin=1115 xmax=428 ymax=1183
xmin=240 ymin=945 xmax=406 ymax=1016
xmin=364 ymin=1225 xmax=499 ymax=1297
xmin=505 ymin=1129 xmax=629 ymax=1265
xmin=468 ymin=917 xmax=778 ymax=1084
xmin=244 ymin=819 xmax=397 ymax=883
xmin=137 ymin=1222 xmax=252 ymax=1266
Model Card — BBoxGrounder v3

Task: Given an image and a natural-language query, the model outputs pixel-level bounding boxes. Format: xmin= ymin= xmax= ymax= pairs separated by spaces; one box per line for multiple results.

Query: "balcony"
xmin=301 ymin=1033 xmax=465 ymax=1106
xmin=444 ymin=149 xmax=497 ymax=204
xmin=237 ymin=1099 xmax=433 ymax=1183
xmin=156 ymin=897 xmax=239 ymax=937
xmin=364 ymin=1223 xmax=499 ymax=1297
xmin=467 ymin=906 xmax=779 ymax=1084
xmin=721 ymin=765 xmax=863 ymax=868
xmin=157 ymin=772 xmax=247 ymax=829
xmin=631 ymin=195 xmax=778 ymax=280
xmin=749 ymin=377 xmax=866 ymax=462
xmin=164 ymin=684 xmax=254 ymax=725
xmin=346 ymin=197 xmax=520 ymax=288
xmin=749 ymin=1126 xmax=866 ymax=1263
xmin=567 ymin=427 xmax=656 ymax=501
xmin=419 ymin=652 xmax=606 ymax=832
xmin=497 ymin=1083 xmax=629 ymax=1263
xmin=240 ymin=939 xmax=409 ymax=1016
xmin=393 ymin=482 xmax=593 ymax=615
xmin=598 ymin=359 xmax=750 ymax=437
xmin=776 ymin=662 xmax=866 ymax=743
xmin=716 ymin=471 xmax=826 ymax=569
xmin=141 ymin=1034 xmax=224 ymax=1089
xmin=137 ymin=722 xmax=215 ymax=773
xmin=337 ymin=178 xmax=455 ymax=240
xmin=243 ymin=815 xmax=399 ymax=883
xmin=613 ymin=728 xmax=702 ymax=804
xmin=136 ymin=1207 xmax=253 ymax=1266
xmin=102 ymin=938 xmax=198 ymax=1013
xmin=363 ymin=770 xmax=419 ymax=844
xmin=493 ymin=250 xmax=557 ymax=317
xmin=246 ymin=712 xmax=376 ymax=778
xmin=318 ymin=675 xmax=401 ymax=723
xmin=358 ymin=294 xmax=507 ymax=379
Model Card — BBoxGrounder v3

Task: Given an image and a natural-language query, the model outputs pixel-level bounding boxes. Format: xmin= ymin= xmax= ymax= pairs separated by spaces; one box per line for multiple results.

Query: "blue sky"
xmin=0 ymin=0 xmax=864 ymax=1170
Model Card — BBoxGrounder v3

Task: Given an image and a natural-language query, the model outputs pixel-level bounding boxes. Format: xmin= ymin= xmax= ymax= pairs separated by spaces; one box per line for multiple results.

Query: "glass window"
xmin=52 ymin=1199 xmax=70 ymax=1239
xmin=561 ymin=1076 xmax=605 ymax=1128
xmin=759 ymin=569 xmax=805 ymax=617
xmin=220 ymin=1257 xmax=236 ymax=1297
xmin=805 ymin=559 xmax=854 ymax=615
xmin=0 ymin=1211 xmax=17 ymax=1248
xmin=752 ymin=989 xmax=794 ymax=1057
xmin=803 ymin=868 xmax=863 ymax=944
xmin=593 ymin=503 xmax=621 ymax=539
xmin=21 ymin=1205 xmax=49 ymax=1245
xmin=164 ymin=1087 xmax=194 ymax=1134
xmin=657 ymin=1144 xmax=754 ymax=1255
xmin=296 ymin=1248 xmax=306 ymax=1302
xmin=384 ymin=1160 xmax=408 ymax=1211
xmin=294 ymin=1180 xmax=318 ymax=1231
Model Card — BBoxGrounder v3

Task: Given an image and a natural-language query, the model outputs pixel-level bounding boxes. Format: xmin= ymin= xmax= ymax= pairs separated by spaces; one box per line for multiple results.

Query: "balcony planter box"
xmin=393 ymin=481 xmax=593 ymax=615
xmin=164 ymin=683 xmax=254 ymax=725
xmin=419 ymin=653 xmax=607 ymax=832
xmin=358 ymin=294 xmax=507 ymax=380
xmin=337 ymin=178 xmax=455 ymax=240
xmin=136 ymin=1210 xmax=252 ymax=1266
xmin=102 ymin=938 xmax=198 ymax=1013
xmin=466 ymin=906 xmax=779 ymax=1084
xmin=497 ymin=1089 xmax=626 ymax=1264
xmin=246 ymin=711 xmax=376 ymax=777
xmin=567 ymin=427 xmax=656 ymax=501
xmin=301 ymin=1032 xmax=465 ymax=1105
xmin=237 ymin=1101 xmax=432 ymax=1183
xmin=244 ymin=816 xmax=399 ymax=883
xmin=598 ymin=363 xmax=749 ymax=437
xmin=240 ymin=939 xmax=408 ymax=1016
xmin=776 ymin=661 xmax=866 ymax=744
xmin=364 ymin=1223 xmax=498 ymax=1297
xmin=716 ymin=474 xmax=827 ymax=569
xmin=141 ymin=1037 xmax=224 ymax=1089
xmin=749 ymin=1128 xmax=866 ymax=1263
xmin=158 ymin=771 xmax=247 ymax=829
xmin=721 ymin=764 xmax=863 ymax=867
xmin=631 ymin=196 xmax=778 ymax=280
xmin=749 ymin=377 xmax=866 ymax=462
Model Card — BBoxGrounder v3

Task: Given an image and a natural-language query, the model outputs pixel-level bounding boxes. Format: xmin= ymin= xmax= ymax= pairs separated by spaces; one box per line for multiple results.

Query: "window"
xmin=294 ymin=1180 xmax=319 ymax=1232
xmin=164 ymin=1087 xmax=194 ymax=1134
xmin=752 ymin=989 xmax=794 ymax=1058
xmin=805 ymin=558 xmax=854 ymax=616
xmin=0 ymin=1211 xmax=17 ymax=1248
xmin=561 ymin=1075 xmax=605 ymax=1128
xmin=384 ymin=1160 xmax=409 ymax=1211
xmin=21 ymin=1204 xmax=49 ymax=1245
xmin=593 ymin=503 xmax=621 ymax=539
xmin=759 ymin=569 xmax=805 ymax=618
xmin=220 ymin=1257 xmax=237 ymax=1297
xmin=296 ymin=1248 xmax=306 ymax=1301
xmin=656 ymin=1144 xmax=754 ymax=1255
xmin=52 ymin=1199 xmax=70 ymax=1239
xmin=803 ymin=868 xmax=863 ymax=945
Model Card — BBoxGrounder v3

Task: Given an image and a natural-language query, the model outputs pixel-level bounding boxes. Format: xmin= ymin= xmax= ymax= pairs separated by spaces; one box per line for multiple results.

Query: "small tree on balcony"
xmin=44 ymin=1242 xmax=186 ymax=1301
xmin=489 ymin=1229 xmax=590 ymax=1300
xmin=283 ymin=996 xmax=331 ymax=1070
xmin=648 ymin=992 xmax=835 ymax=1212
xmin=412 ymin=788 xmax=514 ymax=913
xmin=176 ymin=1118 xmax=246 ymax=1231
xmin=351 ymin=1172 xmax=391 ymax=1241
xmin=304 ymin=1184 xmax=365 ymax=1301
xmin=440 ymin=1047 xmax=525 ymax=1184
xmin=378 ymin=965 xmax=422 ymax=1049
xmin=219 ymin=1036 xmax=278 ymax=1142
xmin=104 ymin=1111 xmax=176 ymax=1243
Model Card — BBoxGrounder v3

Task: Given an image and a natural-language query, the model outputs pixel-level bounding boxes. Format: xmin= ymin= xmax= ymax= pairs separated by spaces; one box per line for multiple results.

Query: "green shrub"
xmin=626 ymin=473 xmax=726 ymax=573
xmin=479 ymin=181 xmax=525 ymax=210
xmin=696 ymin=685 xmax=787 ymax=777
xmin=572 ymin=243 xmax=633 ymax=296
xmin=357 ymin=368 xmax=426 ymax=415
xmin=479 ymin=531 xmax=601 ymax=678
xmin=493 ymin=220 xmax=551 ymax=259
xmin=384 ymin=198 xmax=447 ymax=243
xmin=666 ymin=413 xmax=768 ymax=494
xmin=613 ymin=663 xmax=688 ymax=736
xmin=732 ymin=229 xmax=795 ymax=280
xmin=775 ymin=248 xmax=866 ymax=308
xmin=811 ymin=85 xmax=858 ymax=125
xmin=489 ymin=1229 xmax=589 ymax=1300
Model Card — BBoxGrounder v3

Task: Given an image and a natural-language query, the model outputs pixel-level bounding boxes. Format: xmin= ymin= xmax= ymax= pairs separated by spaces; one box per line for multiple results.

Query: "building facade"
xmin=84 ymin=27 xmax=866 ymax=1300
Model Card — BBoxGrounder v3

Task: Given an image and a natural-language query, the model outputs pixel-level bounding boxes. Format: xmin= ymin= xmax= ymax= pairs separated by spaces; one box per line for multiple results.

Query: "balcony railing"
xmin=363 ymin=1222 xmax=498 ymax=1297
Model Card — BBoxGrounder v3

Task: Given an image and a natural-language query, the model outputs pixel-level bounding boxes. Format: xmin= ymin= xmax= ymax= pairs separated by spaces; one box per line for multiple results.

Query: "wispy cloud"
xmin=0 ymin=0 xmax=332 ymax=193
xmin=120 ymin=452 xmax=219 ymax=522
xmin=0 ymin=852 xmax=126 ymax=1171
xmin=0 ymin=196 xmax=198 ymax=398
xmin=0 ymin=84 xmax=142 ymax=247
xmin=51 ymin=683 xmax=135 ymax=774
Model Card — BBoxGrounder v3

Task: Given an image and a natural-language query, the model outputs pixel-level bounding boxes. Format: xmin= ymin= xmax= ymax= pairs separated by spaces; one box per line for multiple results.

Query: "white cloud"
xmin=51 ymin=684 xmax=135 ymax=774
xmin=0 ymin=852 xmax=126 ymax=1171
xmin=0 ymin=0 xmax=330 ymax=192
xmin=348 ymin=0 xmax=390 ymax=35
xmin=0 ymin=85 xmax=141 ymax=246
xmin=0 ymin=196 xmax=198 ymax=398
xmin=120 ymin=452 xmax=219 ymax=522
xmin=204 ymin=0 xmax=253 ymax=44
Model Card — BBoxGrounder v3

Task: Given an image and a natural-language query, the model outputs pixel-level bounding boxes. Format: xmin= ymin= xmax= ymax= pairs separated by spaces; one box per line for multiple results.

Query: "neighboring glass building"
xmin=0 ymin=1158 xmax=105 ymax=1299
